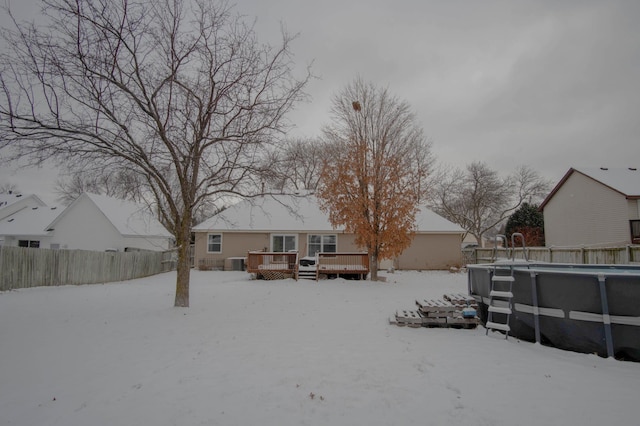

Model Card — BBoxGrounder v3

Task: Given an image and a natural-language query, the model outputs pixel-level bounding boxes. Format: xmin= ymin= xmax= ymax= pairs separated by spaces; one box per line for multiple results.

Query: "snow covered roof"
xmin=48 ymin=193 xmax=171 ymax=238
xmin=0 ymin=193 xmax=46 ymax=210
xmin=540 ymin=167 xmax=640 ymax=209
xmin=193 ymin=195 xmax=464 ymax=234
xmin=0 ymin=206 xmax=61 ymax=236
xmin=414 ymin=208 xmax=466 ymax=233
xmin=193 ymin=195 xmax=336 ymax=232
xmin=574 ymin=167 xmax=640 ymax=196
xmin=85 ymin=193 xmax=171 ymax=237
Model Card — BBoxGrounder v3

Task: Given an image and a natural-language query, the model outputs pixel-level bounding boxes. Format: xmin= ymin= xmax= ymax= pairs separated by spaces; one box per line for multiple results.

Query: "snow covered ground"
xmin=1 ymin=270 xmax=639 ymax=426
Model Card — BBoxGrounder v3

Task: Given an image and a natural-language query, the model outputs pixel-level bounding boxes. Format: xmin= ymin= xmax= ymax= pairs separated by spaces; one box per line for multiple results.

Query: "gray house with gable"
xmin=540 ymin=167 xmax=640 ymax=247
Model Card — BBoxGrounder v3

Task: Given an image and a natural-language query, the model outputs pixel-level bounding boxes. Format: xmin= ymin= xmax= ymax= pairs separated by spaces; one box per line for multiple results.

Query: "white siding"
xmin=544 ymin=172 xmax=630 ymax=246
xmin=0 ymin=235 xmax=53 ymax=248
xmin=48 ymin=196 xmax=125 ymax=251
xmin=629 ymin=200 xmax=640 ymax=220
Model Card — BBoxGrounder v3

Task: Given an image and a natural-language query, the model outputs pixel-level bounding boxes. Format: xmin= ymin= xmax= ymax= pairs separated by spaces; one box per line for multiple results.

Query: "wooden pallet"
xmin=443 ymin=293 xmax=478 ymax=309
xmin=446 ymin=315 xmax=479 ymax=329
xmin=415 ymin=299 xmax=456 ymax=317
xmin=392 ymin=295 xmax=480 ymax=329
xmin=421 ymin=317 xmax=448 ymax=327
xmin=391 ymin=310 xmax=424 ymax=328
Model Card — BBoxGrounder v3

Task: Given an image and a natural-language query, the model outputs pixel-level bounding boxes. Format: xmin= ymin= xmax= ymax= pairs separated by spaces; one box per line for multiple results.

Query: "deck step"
xmin=489 ymin=290 xmax=513 ymax=299
xmin=488 ymin=306 xmax=512 ymax=315
xmin=486 ymin=321 xmax=511 ymax=332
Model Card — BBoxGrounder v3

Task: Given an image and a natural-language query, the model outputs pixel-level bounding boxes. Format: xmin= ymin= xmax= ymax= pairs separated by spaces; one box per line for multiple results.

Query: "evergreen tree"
xmin=505 ymin=203 xmax=545 ymax=246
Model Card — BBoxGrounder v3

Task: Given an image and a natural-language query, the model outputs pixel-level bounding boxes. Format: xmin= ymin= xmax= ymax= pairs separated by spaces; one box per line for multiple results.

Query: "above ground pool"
xmin=467 ymin=262 xmax=640 ymax=361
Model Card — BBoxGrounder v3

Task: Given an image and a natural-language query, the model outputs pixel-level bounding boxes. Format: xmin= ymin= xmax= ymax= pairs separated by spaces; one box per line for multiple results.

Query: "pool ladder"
xmin=485 ymin=266 xmax=514 ymax=338
xmin=485 ymin=234 xmax=525 ymax=338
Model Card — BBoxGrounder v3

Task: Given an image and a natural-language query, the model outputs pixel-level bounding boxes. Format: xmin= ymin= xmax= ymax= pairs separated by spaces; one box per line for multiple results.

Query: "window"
xmin=18 ymin=240 xmax=40 ymax=248
xmin=272 ymin=234 xmax=297 ymax=252
xmin=308 ymin=234 xmax=337 ymax=256
xmin=207 ymin=234 xmax=222 ymax=253
xmin=631 ymin=220 xmax=640 ymax=244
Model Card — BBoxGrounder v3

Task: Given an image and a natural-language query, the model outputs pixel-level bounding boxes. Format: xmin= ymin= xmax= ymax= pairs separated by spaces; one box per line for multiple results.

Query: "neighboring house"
xmin=0 ymin=192 xmax=172 ymax=251
xmin=0 ymin=205 xmax=60 ymax=248
xmin=0 ymin=192 xmax=47 ymax=220
xmin=192 ymin=195 xmax=465 ymax=271
xmin=540 ymin=167 xmax=640 ymax=247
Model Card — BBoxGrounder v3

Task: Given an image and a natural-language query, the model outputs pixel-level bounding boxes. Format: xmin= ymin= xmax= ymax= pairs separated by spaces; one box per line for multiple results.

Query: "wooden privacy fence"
xmin=464 ymin=245 xmax=640 ymax=265
xmin=0 ymin=246 xmax=175 ymax=291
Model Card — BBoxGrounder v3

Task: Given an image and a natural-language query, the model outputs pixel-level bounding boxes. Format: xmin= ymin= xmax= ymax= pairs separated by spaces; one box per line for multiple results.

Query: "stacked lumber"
xmin=390 ymin=294 xmax=479 ymax=329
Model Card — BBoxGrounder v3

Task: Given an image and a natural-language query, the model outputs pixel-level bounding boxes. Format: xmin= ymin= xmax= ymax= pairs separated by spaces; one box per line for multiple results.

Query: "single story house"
xmin=540 ymin=167 xmax=640 ymax=247
xmin=192 ymin=195 xmax=465 ymax=271
xmin=0 ymin=192 xmax=172 ymax=251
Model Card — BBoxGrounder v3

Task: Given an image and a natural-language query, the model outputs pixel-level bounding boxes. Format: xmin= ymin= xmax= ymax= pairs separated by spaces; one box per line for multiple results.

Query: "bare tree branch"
xmin=427 ymin=162 xmax=551 ymax=246
xmin=0 ymin=0 xmax=311 ymax=306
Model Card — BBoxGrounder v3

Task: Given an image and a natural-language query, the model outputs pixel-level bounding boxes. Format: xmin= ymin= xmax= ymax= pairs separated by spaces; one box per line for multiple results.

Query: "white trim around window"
xmin=271 ymin=234 xmax=297 ymax=252
xmin=307 ymin=234 xmax=337 ymax=257
xmin=207 ymin=233 xmax=223 ymax=253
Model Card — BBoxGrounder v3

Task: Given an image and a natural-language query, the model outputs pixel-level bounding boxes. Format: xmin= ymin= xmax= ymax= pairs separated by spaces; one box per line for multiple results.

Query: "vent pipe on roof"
xmin=600 ymin=167 xmax=608 ymax=170
xmin=629 ymin=167 xmax=637 ymax=171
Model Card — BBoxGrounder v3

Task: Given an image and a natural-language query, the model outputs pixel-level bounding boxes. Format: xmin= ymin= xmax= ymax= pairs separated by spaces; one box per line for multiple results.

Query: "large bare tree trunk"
xmin=174 ymin=217 xmax=192 ymax=307
xmin=174 ymin=243 xmax=191 ymax=308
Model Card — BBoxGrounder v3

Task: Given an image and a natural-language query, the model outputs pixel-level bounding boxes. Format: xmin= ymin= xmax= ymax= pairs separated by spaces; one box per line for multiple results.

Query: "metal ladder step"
xmin=492 ymin=275 xmax=515 ymax=282
xmin=488 ymin=305 xmax=512 ymax=315
xmin=489 ymin=290 xmax=513 ymax=299
xmin=486 ymin=321 xmax=511 ymax=332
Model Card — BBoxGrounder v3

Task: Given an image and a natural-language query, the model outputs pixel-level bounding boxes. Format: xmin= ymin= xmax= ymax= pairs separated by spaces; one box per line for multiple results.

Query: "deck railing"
xmin=316 ymin=252 xmax=369 ymax=280
xmin=246 ymin=251 xmax=299 ymax=280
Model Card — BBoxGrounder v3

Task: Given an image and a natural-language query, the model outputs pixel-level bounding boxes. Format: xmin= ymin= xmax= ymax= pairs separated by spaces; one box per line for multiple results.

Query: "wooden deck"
xmin=246 ymin=251 xmax=299 ymax=280
xmin=245 ymin=251 xmax=370 ymax=281
xmin=315 ymin=252 xmax=369 ymax=280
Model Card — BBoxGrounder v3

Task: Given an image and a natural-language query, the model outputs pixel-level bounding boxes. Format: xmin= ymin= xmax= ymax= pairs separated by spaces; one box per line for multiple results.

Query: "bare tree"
xmin=0 ymin=182 xmax=18 ymax=194
xmin=428 ymin=162 xmax=550 ymax=246
xmin=55 ymin=166 xmax=144 ymax=205
xmin=264 ymin=137 xmax=325 ymax=193
xmin=317 ymin=78 xmax=433 ymax=280
xmin=0 ymin=0 xmax=310 ymax=307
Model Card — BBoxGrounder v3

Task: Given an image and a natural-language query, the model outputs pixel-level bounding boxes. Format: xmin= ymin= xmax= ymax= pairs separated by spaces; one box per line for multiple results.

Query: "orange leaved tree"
xmin=317 ymin=78 xmax=432 ymax=280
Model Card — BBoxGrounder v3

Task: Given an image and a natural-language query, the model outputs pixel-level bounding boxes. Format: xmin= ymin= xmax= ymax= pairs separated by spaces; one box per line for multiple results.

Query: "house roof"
xmin=0 ymin=206 xmax=61 ymax=236
xmin=47 ymin=193 xmax=171 ymax=238
xmin=540 ymin=167 xmax=640 ymax=209
xmin=193 ymin=195 xmax=464 ymax=234
xmin=0 ymin=193 xmax=46 ymax=210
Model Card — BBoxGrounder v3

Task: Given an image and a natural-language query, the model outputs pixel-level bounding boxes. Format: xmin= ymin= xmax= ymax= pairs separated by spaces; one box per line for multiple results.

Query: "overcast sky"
xmin=2 ymin=0 xmax=640 ymax=203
